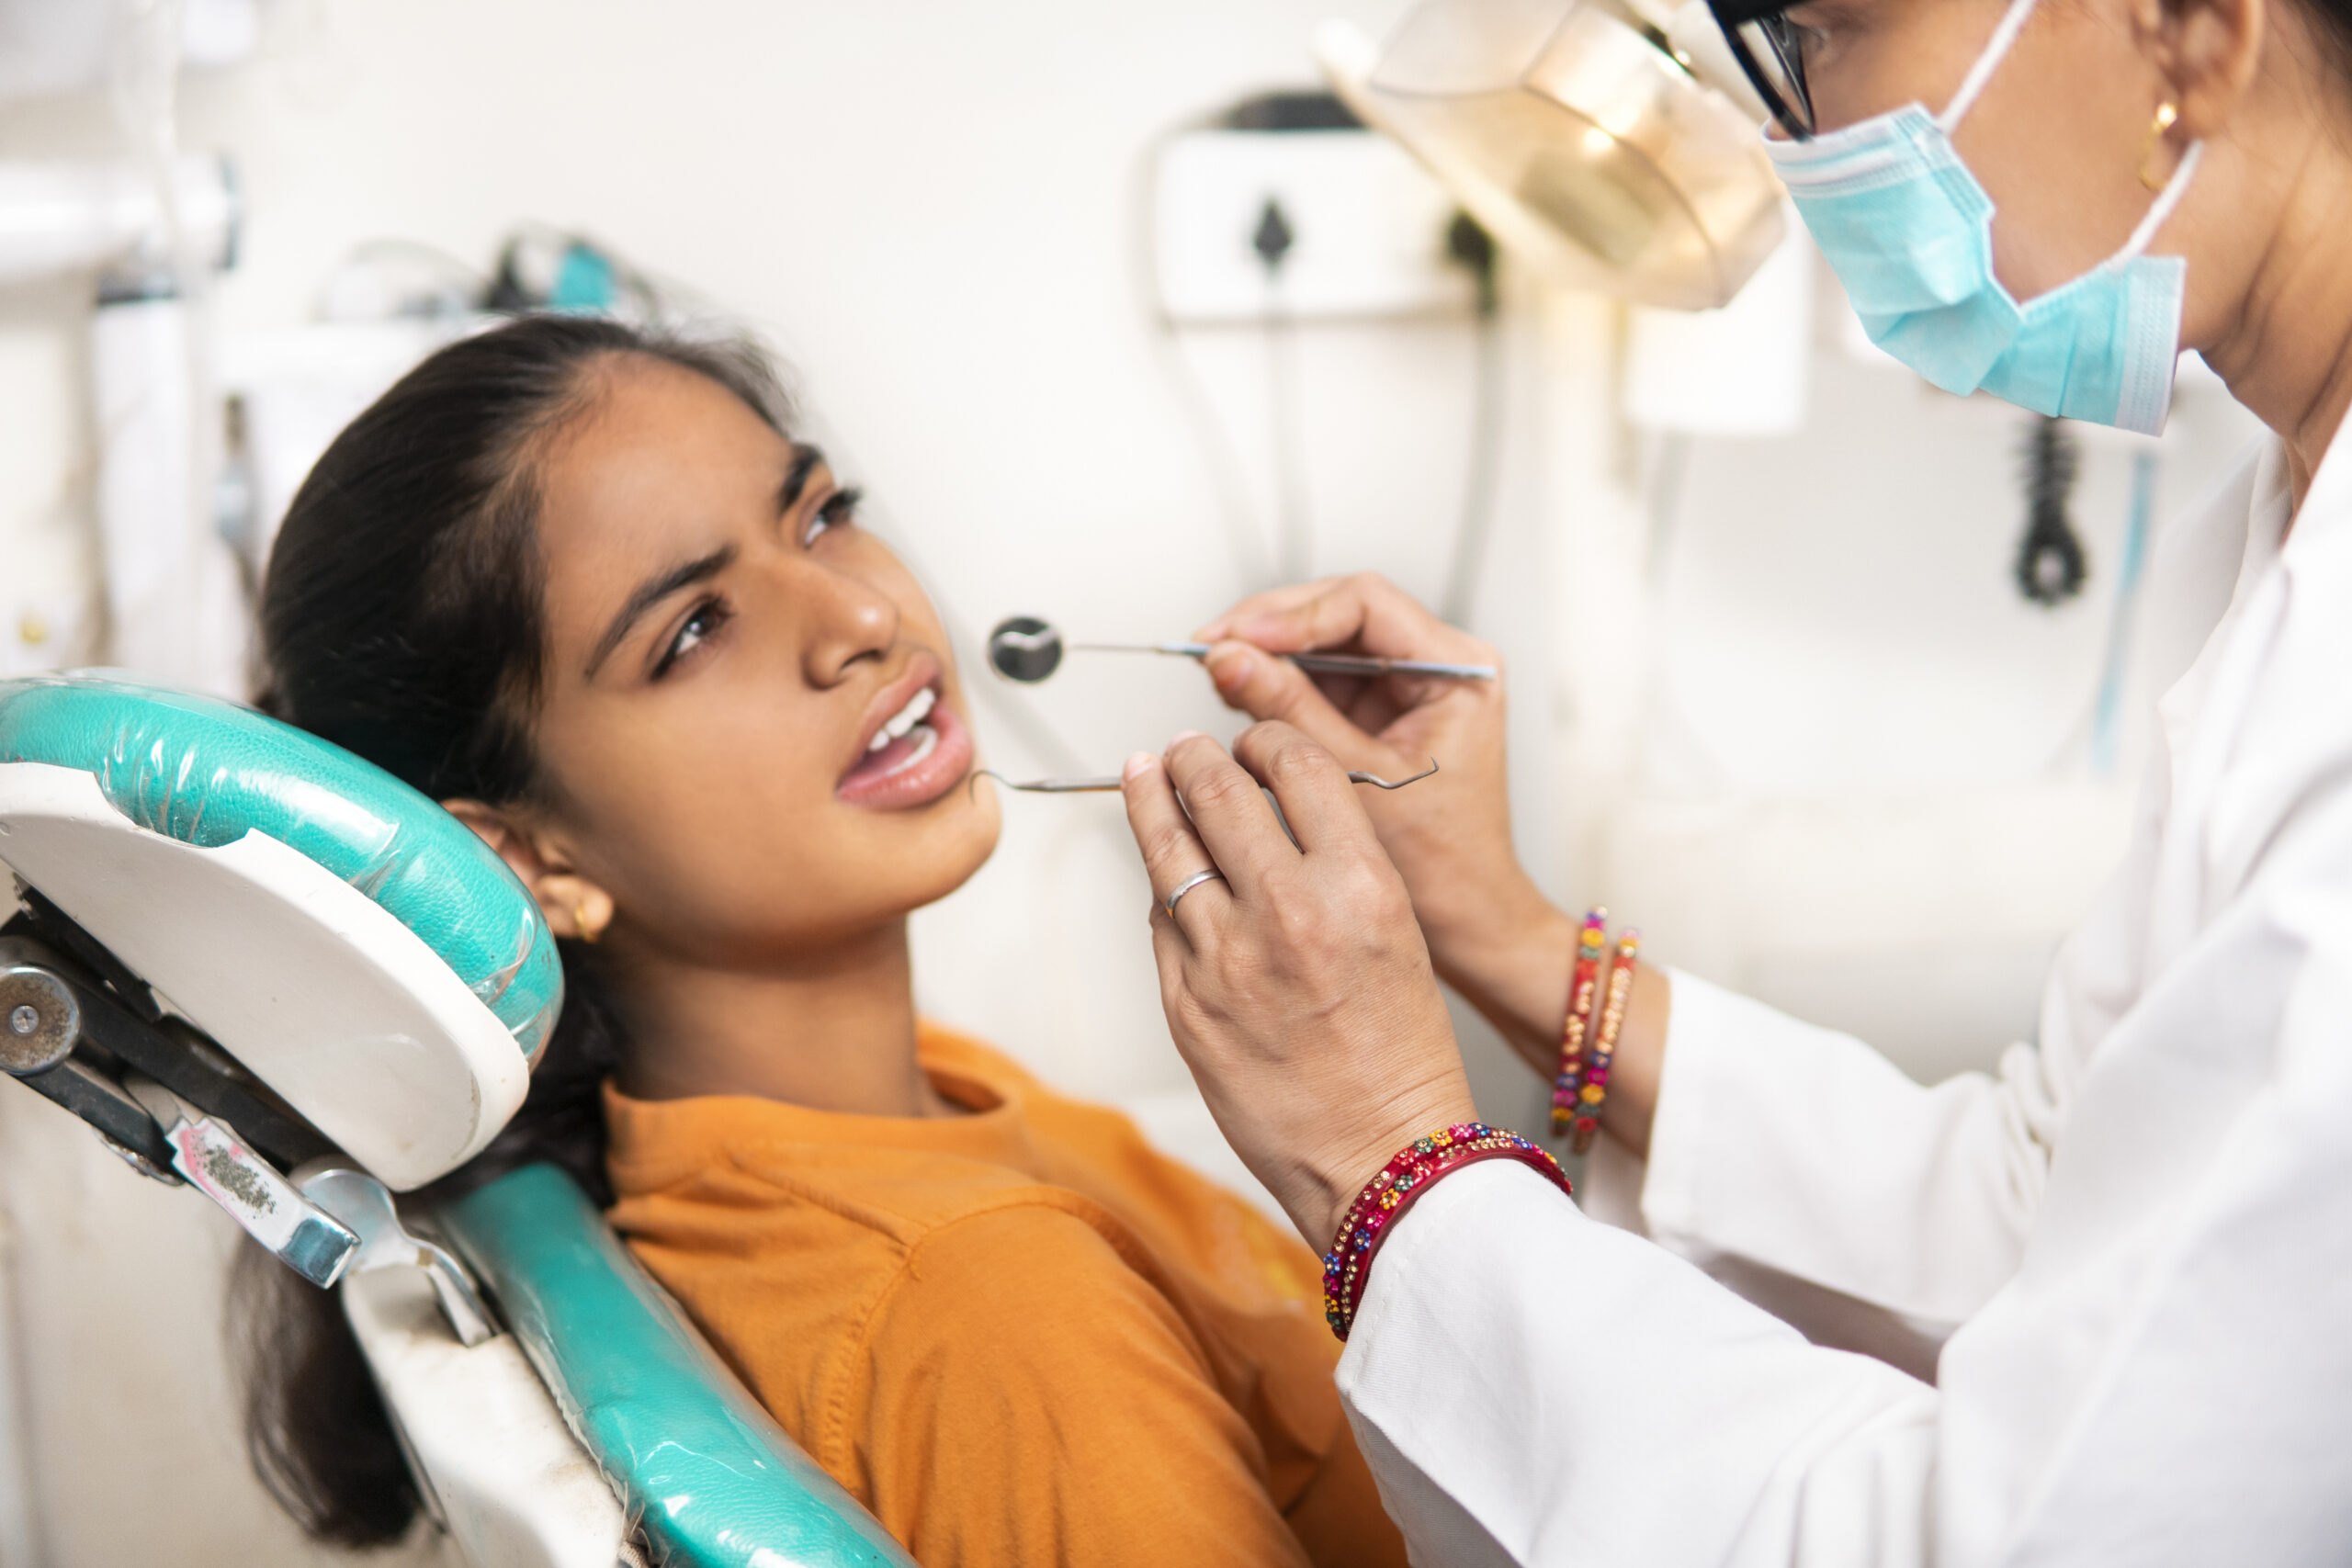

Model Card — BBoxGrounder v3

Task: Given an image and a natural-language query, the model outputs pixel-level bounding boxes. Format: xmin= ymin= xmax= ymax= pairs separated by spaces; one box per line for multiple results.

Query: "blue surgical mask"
xmin=1766 ymin=0 xmax=2202 ymax=434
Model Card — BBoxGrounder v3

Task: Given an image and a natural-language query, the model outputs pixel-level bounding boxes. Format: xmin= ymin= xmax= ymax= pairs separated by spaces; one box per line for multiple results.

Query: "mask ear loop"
xmin=1937 ymin=0 xmax=2045 ymax=132
xmin=1931 ymin=0 xmax=2204 ymax=266
xmin=2114 ymin=139 xmax=2204 ymax=262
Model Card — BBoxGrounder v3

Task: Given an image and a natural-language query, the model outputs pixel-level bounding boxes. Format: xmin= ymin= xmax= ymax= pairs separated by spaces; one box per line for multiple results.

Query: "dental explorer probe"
xmin=970 ymin=759 xmax=1440 ymax=797
xmin=987 ymin=616 xmax=1497 ymax=685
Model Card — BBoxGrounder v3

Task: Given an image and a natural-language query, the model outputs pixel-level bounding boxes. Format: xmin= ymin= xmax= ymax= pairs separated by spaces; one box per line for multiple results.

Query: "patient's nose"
xmin=798 ymin=561 xmax=899 ymax=685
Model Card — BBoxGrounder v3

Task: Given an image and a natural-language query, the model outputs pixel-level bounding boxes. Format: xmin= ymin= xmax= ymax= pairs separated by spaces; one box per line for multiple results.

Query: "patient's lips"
xmin=838 ymin=670 xmax=974 ymax=810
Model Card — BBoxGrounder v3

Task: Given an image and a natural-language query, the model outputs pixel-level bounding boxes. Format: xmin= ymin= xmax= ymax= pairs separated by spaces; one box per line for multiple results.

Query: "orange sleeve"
xmin=837 ymin=1202 xmax=1317 ymax=1568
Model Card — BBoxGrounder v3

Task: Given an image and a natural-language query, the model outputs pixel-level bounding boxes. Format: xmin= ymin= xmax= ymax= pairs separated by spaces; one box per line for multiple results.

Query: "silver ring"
xmin=1164 ymin=868 xmax=1226 ymax=918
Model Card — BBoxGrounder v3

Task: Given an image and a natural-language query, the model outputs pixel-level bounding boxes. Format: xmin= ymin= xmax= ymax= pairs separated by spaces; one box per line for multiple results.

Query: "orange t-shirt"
xmin=602 ymin=1023 xmax=1408 ymax=1568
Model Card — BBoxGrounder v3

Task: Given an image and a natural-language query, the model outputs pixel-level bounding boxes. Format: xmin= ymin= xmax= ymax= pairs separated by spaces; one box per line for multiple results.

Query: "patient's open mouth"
xmin=838 ymin=671 xmax=974 ymax=809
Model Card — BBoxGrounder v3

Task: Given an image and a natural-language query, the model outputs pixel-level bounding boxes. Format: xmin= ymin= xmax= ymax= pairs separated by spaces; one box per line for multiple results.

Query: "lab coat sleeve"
xmin=1335 ymin=1161 xmax=1942 ymax=1568
xmin=1334 ymin=811 xmax=2352 ymax=1568
xmin=1627 ymin=970 xmax=2065 ymax=1326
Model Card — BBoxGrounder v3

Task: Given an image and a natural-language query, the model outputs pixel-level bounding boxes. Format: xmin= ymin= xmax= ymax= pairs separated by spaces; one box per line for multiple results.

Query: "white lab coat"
xmin=1335 ymin=432 xmax=2352 ymax=1565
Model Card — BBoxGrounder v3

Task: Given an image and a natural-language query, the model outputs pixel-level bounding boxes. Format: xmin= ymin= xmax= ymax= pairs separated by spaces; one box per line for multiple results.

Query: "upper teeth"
xmin=869 ymin=686 xmax=937 ymax=751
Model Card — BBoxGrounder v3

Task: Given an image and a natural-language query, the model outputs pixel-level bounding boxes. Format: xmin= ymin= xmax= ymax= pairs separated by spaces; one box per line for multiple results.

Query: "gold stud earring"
xmin=571 ymin=897 xmax=604 ymax=944
xmin=2140 ymin=101 xmax=2180 ymax=192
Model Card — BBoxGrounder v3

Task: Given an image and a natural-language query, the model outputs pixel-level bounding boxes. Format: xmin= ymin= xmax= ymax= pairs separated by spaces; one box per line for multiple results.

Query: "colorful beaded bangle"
xmin=1569 ymin=929 xmax=1641 ymax=1156
xmin=1320 ymin=1122 xmax=1573 ymax=1341
xmin=1550 ymin=909 xmax=1608 ymax=1136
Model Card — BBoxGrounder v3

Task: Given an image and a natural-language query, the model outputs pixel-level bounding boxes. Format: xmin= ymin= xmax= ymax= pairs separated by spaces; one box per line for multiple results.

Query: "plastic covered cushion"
xmin=0 ymin=673 xmax=560 ymax=1061
xmin=442 ymin=1165 xmax=915 ymax=1568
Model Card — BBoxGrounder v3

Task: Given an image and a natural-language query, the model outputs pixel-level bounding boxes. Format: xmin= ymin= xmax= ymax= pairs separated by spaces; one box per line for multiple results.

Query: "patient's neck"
xmin=607 ymin=918 xmax=955 ymax=1118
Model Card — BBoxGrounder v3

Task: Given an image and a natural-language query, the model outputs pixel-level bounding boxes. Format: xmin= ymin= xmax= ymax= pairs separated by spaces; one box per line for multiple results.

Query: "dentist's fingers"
xmin=1158 ymin=732 xmax=1312 ymax=894
xmin=1200 ymin=570 xmax=1491 ymax=667
xmin=1120 ymin=750 xmax=1230 ymax=942
xmin=1227 ymin=721 xmax=1382 ymax=856
xmin=1118 ymin=728 xmax=1478 ymax=1247
xmin=1190 ymin=576 xmax=1343 ymax=643
xmin=1196 ymin=574 xmax=1500 ymax=765
xmin=1199 ymin=638 xmax=1403 ymax=762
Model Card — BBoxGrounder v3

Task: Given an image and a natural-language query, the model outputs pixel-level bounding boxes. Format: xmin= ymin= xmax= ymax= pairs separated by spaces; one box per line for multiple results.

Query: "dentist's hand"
xmin=1193 ymin=575 xmax=1577 ymax=1066
xmin=1121 ymin=725 xmax=1477 ymax=1248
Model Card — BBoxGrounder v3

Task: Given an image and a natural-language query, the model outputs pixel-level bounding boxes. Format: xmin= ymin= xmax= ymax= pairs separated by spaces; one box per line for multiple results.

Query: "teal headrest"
xmin=444 ymin=1165 xmax=915 ymax=1568
xmin=0 ymin=673 xmax=560 ymax=1061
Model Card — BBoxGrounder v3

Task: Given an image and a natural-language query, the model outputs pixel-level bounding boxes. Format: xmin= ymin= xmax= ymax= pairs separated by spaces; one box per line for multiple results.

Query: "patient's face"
xmin=518 ymin=355 xmax=1001 ymax=962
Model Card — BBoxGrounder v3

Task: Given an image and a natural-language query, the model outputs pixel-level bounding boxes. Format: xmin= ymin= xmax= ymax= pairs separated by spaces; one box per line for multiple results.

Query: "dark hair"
xmin=2300 ymin=0 xmax=2352 ymax=77
xmin=233 ymin=313 xmax=793 ymax=1547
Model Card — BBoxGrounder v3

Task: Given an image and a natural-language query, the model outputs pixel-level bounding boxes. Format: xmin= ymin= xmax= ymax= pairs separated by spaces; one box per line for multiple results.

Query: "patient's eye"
xmin=804 ymin=487 xmax=862 ymax=547
xmin=654 ymin=596 xmax=730 ymax=677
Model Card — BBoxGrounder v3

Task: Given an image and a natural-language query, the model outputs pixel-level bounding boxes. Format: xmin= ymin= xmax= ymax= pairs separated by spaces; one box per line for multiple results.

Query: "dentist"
xmin=1116 ymin=0 xmax=2352 ymax=1559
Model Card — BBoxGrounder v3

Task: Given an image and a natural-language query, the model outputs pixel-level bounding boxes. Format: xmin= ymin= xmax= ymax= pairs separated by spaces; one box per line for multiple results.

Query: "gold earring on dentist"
xmin=571 ymin=897 xmax=607 ymax=945
xmin=2140 ymin=101 xmax=2180 ymax=193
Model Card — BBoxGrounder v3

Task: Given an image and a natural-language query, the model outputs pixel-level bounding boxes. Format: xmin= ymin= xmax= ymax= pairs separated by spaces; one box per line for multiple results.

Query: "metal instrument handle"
xmin=1074 ymin=641 xmax=1497 ymax=682
xmin=974 ymin=760 xmax=1439 ymax=795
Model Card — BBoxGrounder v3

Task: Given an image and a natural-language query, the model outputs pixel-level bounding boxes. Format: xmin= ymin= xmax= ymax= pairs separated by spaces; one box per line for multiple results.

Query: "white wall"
xmin=0 ymin=2 xmax=2267 ymax=1563
xmin=1610 ymin=345 xmax=2260 ymax=1082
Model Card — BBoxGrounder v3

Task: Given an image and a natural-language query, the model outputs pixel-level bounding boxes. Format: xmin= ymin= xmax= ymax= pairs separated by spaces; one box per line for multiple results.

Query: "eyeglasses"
xmin=1706 ymin=0 xmax=1815 ymax=140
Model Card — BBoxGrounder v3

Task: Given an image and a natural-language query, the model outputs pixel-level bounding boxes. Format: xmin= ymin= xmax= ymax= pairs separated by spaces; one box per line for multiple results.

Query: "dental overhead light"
xmin=1317 ymin=0 xmax=1785 ymax=310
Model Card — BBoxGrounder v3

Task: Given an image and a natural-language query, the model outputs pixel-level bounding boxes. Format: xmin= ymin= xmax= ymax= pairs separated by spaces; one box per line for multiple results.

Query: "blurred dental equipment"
xmin=94 ymin=262 xmax=252 ymax=697
xmin=986 ymin=615 xmax=1498 ymax=684
xmin=1143 ymin=0 xmax=1809 ymax=639
xmin=0 ymin=0 xmax=255 ymax=102
xmin=219 ymin=230 xmax=673 ymax=576
xmin=0 ymin=0 xmax=254 ymax=696
xmin=973 ymin=761 xmax=1442 ymax=795
xmin=1145 ymin=90 xmax=1508 ymax=600
xmin=0 ymin=155 xmax=234 ymax=287
xmin=1619 ymin=213 xmax=1815 ymax=435
xmin=1303 ymin=0 xmax=1828 ymax=453
xmin=1315 ymin=0 xmax=1786 ymax=310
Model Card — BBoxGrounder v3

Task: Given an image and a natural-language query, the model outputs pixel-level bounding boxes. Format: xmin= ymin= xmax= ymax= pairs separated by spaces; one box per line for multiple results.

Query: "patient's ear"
xmin=441 ymin=798 xmax=616 ymax=944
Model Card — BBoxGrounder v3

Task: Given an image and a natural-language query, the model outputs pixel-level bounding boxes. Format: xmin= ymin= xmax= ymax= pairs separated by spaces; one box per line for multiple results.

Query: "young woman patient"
xmin=240 ymin=313 xmax=1407 ymax=1568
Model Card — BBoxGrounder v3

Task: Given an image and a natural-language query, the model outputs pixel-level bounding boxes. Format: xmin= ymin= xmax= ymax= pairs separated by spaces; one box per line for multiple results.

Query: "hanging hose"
xmin=1254 ymin=197 xmax=1314 ymax=584
xmin=1441 ymin=211 xmax=1505 ymax=627
xmin=2087 ymin=448 xmax=2158 ymax=775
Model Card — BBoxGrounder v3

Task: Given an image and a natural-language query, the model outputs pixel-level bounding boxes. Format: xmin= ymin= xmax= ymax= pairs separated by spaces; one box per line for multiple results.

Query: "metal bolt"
xmin=0 ymin=966 xmax=77 ymax=1076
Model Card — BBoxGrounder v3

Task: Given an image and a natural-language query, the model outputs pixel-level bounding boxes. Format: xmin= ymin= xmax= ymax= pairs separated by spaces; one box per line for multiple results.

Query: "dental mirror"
xmin=988 ymin=615 xmax=1066 ymax=682
xmin=986 ymin=615 xmax=1496 ymax=684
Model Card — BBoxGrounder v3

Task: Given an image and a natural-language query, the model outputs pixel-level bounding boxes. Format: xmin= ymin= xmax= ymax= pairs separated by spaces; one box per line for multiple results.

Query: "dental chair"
xmin=0 ymin=672 xmax=916 ymax=1568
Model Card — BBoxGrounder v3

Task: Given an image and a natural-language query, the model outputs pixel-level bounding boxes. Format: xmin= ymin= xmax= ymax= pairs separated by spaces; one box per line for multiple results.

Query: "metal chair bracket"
xmin=124 ymin=1074 xmax=361 ymax=1288
xmin=297 ymin=1163 xmax=497 ymax=1348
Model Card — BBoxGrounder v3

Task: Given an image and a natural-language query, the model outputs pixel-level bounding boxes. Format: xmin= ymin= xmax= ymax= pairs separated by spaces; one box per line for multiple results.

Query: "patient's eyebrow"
xmin=584 ymin=544 xmax=737 ymax=678
xmin=778 ymin=444 xmax=823 ymax=519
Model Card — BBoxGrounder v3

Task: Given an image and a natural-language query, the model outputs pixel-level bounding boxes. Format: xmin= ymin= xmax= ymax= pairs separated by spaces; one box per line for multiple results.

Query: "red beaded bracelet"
xmin=1321 ymin=1122 xmax=1573 ymax=1341
xmin=1570 ymin=929 xmax=1641 ymax=1156
xmin=1550 ymin=909 xmax=1608 ymax=1136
